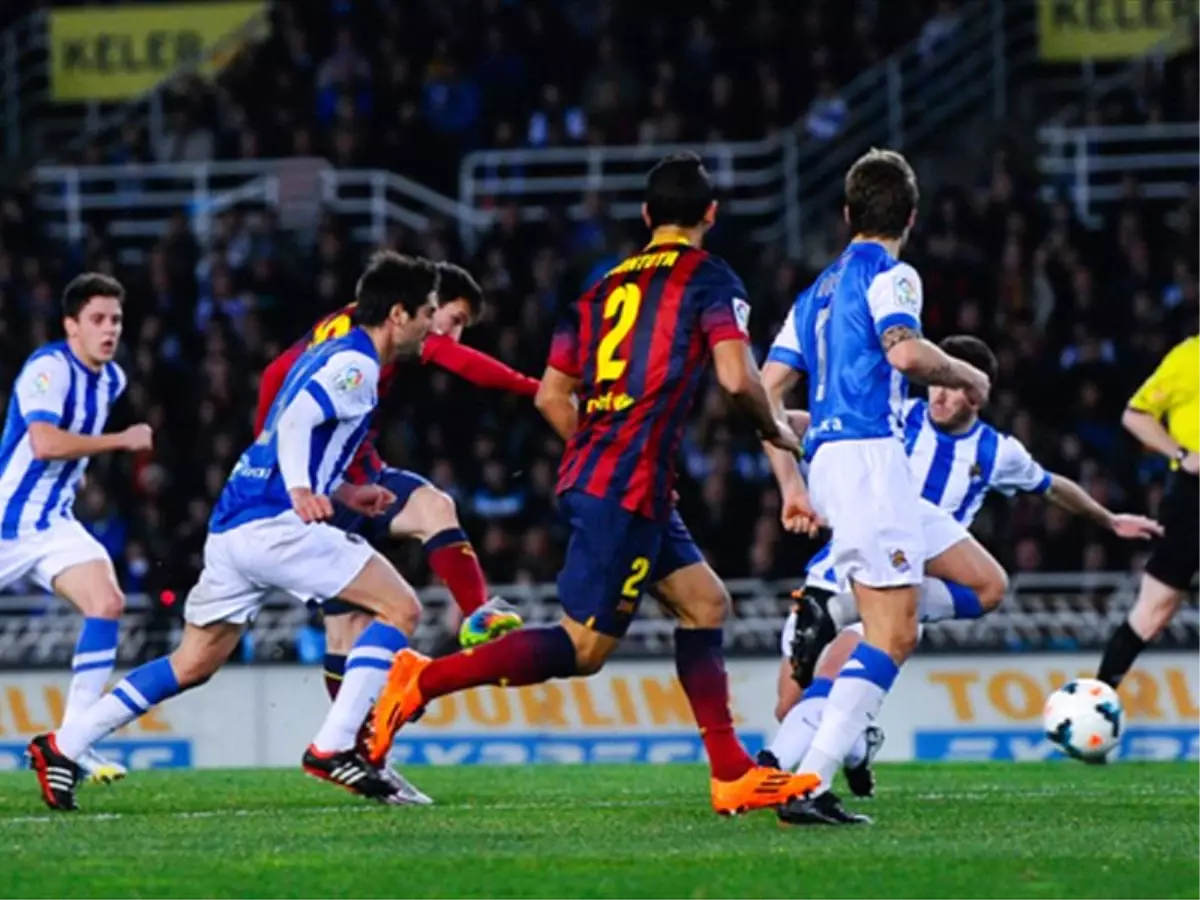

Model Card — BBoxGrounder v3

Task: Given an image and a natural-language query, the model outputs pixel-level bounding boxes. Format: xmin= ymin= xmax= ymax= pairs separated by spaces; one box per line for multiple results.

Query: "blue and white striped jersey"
xmin=0 ymin=342 xmax=126 ymax=540
xmin=805 ymin=399 xmax=1050 ymax=589
xmin=767 ymin=242 xmax=923 ymax=456
xmin=210 ymin=328 xmax=380 ymax=534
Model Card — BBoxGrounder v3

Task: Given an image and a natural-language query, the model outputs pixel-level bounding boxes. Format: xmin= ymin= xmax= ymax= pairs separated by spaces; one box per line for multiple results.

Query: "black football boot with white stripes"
xmin=27 ymin=733 xmax=84 ymax=811
xmin=301 ymin=745 xmax=403 ymax=803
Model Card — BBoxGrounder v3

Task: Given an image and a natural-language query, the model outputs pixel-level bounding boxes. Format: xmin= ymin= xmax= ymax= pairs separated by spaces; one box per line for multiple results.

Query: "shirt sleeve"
xmin=991 ymin=434 xmax=1052 ymax=496
xmin=275 ymin=390 xmax=326 ymax=493
xmin=547 ymin=300 xmax=582 ymax=377
xmin=866 ymin=262 xmax=923 ymax=340
xmin=307 ymin=350 xmax=380 ymax=421
xmin=697 ymin=264 xmax=751 ymax=350
xmin=424 ymin=332 xmax=540 ymax=396
xmin=1127 ymin=342 xmax=1186 ymax=419
xmin=15 ymin=352 xmax=71 ymax=425
xmin=766 ymin=303 xmax=806 ymax=372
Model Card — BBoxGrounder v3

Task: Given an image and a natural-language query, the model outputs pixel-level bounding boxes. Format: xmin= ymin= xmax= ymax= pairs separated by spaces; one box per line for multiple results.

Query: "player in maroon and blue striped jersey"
xmin=369 ymin=153 xmax=821 ymax=816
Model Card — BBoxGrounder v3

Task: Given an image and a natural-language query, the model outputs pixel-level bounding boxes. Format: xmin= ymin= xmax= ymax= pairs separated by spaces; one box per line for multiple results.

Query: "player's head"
xmin=433 ymin=262 xmax=484 ymax=342
xmin=62 ymin=272 xmax=125 ymax=367
xmin=844 ymin=148 xmax=919 ymax=245
xmin=928 ymin=335 xmax=998 ymax=431
xmin=643 ymin=151 xmax=717 ymax=237
xmin=353 ymin=251 xmax=440 ymax=353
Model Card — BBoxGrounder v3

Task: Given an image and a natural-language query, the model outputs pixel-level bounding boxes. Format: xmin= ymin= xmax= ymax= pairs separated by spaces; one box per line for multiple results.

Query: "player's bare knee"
xmin=405 ymin=486 xmax=460 ymax=538
xmin=977 ymin=564 xmax=1009 ymax=613
xmin=573 ymin=645 xmax=608 ymax=676
xmin=381 ymin=586 xmax=422 ymax=635
xmin=84 ymin=587 xmax=125 ymax=620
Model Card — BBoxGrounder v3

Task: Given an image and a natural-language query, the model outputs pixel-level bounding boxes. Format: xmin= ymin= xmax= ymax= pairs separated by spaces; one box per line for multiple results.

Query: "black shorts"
xmin=1145 ymin=472 xmax=1199 ymax=591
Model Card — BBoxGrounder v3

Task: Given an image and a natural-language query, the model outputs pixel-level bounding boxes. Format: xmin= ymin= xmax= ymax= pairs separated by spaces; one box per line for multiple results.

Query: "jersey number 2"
xmin=596 ymin=284 xmax=642 ymax=382
xmin=310 ymin=312 xmax=352 ymax=347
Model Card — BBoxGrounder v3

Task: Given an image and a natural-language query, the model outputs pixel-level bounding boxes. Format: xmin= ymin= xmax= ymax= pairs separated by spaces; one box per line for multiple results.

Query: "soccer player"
xmin=0 ymin=273 xmax=151 ymax=785
xmin=768 ymin=335 xmax=1163 ymax=792
xmin=1096 ymin=335 xmax=1198 ymax=688
xmin=254 ymin=262 xmax=532 ymax=706
xmin=28 ymin=253 xmax=439 ymax=811
xmin=757 ymin=149 xmax=1004 ymax=825
xmin=367 ymin=152 xmax=821 ymax=816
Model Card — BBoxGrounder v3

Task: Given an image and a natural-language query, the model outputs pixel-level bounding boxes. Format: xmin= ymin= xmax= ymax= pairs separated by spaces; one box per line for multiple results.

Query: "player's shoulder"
xmin=689 ymin=249 xmax=745 ymax=290
xmin=17 ymin=341 xmax=70 ymax=381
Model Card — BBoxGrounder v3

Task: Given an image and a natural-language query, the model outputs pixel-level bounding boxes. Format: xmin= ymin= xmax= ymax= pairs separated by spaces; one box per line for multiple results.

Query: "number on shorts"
xmin=310 ymin=312 xmax=353 ymax=347
xmin=814 ymin=305 xmax=831 ymax=402
xmin=622 ymin=556 xmax=650 ymax=598
xmin=596 ymin=284 xmax=642 ymax=382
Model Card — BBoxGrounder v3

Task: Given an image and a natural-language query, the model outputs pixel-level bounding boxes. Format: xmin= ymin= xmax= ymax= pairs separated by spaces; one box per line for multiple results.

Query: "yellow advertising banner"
xmin=50 ymin=1 xmax=268 ymax=102
xmin=1039 ymin=0 xmax=1197 ymax=60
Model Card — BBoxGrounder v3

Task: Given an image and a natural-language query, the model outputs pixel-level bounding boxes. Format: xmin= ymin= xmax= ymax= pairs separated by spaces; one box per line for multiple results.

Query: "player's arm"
xmin=18 ymin=355 xmax=149 ymax=460
xmin=1122 ymin=347 xmax=1198 ymax=472
xmin=278 ymin=352 xmax=379 ymax=522
xmin=423 ymin=333 xmax=540 ymax=397
xmin=712 ymin=340 xmax=799 ymax=454
xmin=1044 ymin=473 xmax=1163 ymax=539
xmin=759 ymin=352 xmax=808 ymax=492
xmin=534 ymin=366 xmax=579 ymax=441
xmin=869 ymin=265 xmax=989 ymax=402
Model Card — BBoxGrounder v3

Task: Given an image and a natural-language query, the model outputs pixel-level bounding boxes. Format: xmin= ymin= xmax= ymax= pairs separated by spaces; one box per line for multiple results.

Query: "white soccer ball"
xmin=1043 ymin=678 xmax=1123 ymax=761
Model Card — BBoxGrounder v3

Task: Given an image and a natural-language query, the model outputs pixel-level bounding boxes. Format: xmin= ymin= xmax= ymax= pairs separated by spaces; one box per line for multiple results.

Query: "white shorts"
xmin=0 ymin=519 xmax=110 ymax=592
xmin=185 ymin=511 xmax=375 ymax=627
xmin=809 ymin=439 xmax=927 ymax=589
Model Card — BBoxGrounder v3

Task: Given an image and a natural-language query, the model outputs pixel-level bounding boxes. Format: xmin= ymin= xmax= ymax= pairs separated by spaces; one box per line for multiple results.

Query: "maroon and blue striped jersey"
xmin=548 ymin=240 xmax=750 ymax=521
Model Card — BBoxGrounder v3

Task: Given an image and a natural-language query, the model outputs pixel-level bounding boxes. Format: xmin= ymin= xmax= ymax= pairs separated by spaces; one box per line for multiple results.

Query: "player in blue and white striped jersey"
xmin=769 ymin=336 xmax=1162 ymax=793
xmin=0 ymin=273 xmax=152 ymax=785
xmin=31 ymin=253 xmax=441 ymax=812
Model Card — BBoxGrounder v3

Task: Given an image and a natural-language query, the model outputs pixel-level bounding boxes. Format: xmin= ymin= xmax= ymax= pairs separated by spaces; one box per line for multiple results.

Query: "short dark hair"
xmin=352 ymin=252 xmax=439 ymax=326
xmin=940 ymin=335 xmax=998 ymax=384
xmin=645 ymin=151 xmax=715 ymax=229
xmin=435 ymin=262 xmax=484 ymax=320
xmin=62 ymin=273 xmax=124 ymax=319
xmin=845 ymin=148 xmax=919 ymax=239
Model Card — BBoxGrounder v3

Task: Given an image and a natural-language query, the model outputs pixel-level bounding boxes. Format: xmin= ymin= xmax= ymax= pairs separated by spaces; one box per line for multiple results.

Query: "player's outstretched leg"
xmin=381 ymin=476 xmax=523 ymax=644
xmin=653 ymin=561 xmax=820 ymax=815
xmin=32 ymin=624 xmax=241 ymax=811
xmin=53 ymin=559 xmax=130 ymax=785
xmin=368 ymin=624 xmax=579 ymax=764
xmin=307 ymin=552 xmax=432 ymax=804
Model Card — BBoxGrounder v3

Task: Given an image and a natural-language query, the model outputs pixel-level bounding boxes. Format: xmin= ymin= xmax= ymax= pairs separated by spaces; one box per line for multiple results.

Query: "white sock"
xmin=798 ymin=641 xmax=899 ymax=794
xmin=312 ymin=622 xmax=407 ymax=754
xmin=57 ymin=657 xmax=181 ymax=760
xmin=63 ymin=618 xmax=120 ymax=725
xmin=768 ymin=678 xmax=832 ymax=770
xmin=844 ymin=732 xmax=869 ymax=768
xmin=917 ymin=577 xmax=956 ymax=623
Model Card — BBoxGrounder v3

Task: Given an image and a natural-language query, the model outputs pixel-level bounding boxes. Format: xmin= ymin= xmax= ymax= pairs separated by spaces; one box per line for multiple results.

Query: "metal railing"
xmin=1037 ymin=121 xmax=1200 ymax=225
xmin=32 ymin=160 xmax=486 ymax=255
xmin=1 ymin=573 xmax=1195 ymax=668
xmin=458 ymin=0 xmax=1031 ymax=258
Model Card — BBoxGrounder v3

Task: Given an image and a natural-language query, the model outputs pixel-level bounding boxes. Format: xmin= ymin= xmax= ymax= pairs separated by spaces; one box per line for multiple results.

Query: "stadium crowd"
xmin=0 ymin=0 xmax=1196 ymax=611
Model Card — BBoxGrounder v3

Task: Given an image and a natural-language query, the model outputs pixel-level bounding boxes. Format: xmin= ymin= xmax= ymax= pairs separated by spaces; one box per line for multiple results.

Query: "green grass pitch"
xmin=1 ymin=763 xmax=1196 ymax=898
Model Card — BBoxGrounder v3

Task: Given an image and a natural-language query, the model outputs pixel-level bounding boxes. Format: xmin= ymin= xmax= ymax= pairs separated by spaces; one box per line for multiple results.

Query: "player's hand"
xmin=289 ymin=488 xmax=334 ymax=523
xmin=119 ymin=423 xmax=153 ymax=453
xmin=766 ymin=419 xmax=803 ymax=458
xmin=1109 ymin=513 xmax=1164 ymax=540
xmin=1180 ymin=451 xmax=1199 ymax=476
xmin=780 ymin=486 xmax=822 ymax=537
xmin=335 ymin=483 xmax=396 ymax=517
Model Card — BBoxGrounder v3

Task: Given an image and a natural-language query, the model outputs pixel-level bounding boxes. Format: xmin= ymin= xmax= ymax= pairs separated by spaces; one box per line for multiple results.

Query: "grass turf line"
xmin=1 ymin=763 xmax=1196 ymax=899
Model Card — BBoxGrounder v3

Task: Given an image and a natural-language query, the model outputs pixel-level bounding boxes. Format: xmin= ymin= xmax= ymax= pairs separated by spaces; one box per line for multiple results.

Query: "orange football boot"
xmin=367 ymin=649 xmax=432 ymax=766
xmin=711 ymin=766 xmax=821 ymax=816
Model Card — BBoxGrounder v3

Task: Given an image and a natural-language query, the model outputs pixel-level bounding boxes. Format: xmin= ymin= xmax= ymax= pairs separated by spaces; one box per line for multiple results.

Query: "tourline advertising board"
xmin=0 ymin=654 xmax=1195 ymax=770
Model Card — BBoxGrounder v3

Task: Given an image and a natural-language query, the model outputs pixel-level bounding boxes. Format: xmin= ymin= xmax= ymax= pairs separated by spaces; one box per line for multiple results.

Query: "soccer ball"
xmin=1043 ymin=678 xmax=1123 ymax=761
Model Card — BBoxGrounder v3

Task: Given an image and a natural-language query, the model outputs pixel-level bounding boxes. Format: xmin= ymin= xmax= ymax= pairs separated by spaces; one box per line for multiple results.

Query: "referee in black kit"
xmin=1096 ymin=336 xmax=1198 ymax=689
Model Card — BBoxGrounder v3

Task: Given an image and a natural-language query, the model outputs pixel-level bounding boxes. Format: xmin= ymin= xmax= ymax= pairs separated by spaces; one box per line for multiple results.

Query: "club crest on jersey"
xmin=895 ymin=276 xmax=918 ymax=310
xmin=31 ymin=371 xmax=52 ymax=395
xmin=889 ymin=549 xmax=911 ymax=573
xmin=733 ymin=298 xmax=751 ymax=335
xmin=333 ymin=365 xmax=364 ymax=393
